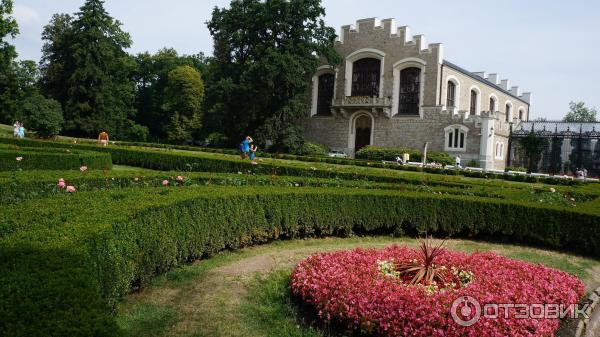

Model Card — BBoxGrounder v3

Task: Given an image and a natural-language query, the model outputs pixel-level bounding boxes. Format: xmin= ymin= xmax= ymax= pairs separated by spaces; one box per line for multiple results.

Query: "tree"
xmin=40 ymin=1 xmax=136 ymax=138
xmin=39 ymin=14 xmax=74 ymax=111
xmin=0 ymin=0 xmax=20 ymax=123
xmin=205 ymin=0 xmax=339 ymax=153
xmin=20 ymin=93 xmax=64 ymax=137
xmin=563 ymin=101 xmax=597 ymax=122
xmin=520 ymin=132 xmax=548 ymax=173
xmin=132 ymin=49 xmax=207 ymax=138
xmin=163 ymin=65 xmax=204 ymax=143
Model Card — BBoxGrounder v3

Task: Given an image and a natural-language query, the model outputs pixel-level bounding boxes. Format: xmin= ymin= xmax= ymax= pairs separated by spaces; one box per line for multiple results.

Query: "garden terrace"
xmin=2 ymin=186 xmax=600 ymax=336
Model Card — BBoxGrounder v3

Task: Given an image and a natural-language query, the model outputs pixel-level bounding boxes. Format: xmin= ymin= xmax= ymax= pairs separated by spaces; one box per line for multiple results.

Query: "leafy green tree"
xmin=0 ymin=0 xmax=19 ymax=123
xmin=39 ymin=14 xmax=74 ymax=111
xmin=205 ymin=0 xmax=339 ymax=153
xmin=40 ymin=1 xmax=136 ymax=138
xmin=163 ymin=65 xmax=204 ymax=143
xmin=132 ymin=49 xmax=207 ymax=138
xmin=563 ymin=101 xmax=597 ymax=122
xmin=20 ymin=93 xmax=64 ymax=137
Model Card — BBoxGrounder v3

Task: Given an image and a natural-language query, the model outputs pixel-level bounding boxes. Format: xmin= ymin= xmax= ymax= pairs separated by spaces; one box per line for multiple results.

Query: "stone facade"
xmin=302 ymin=17 xmax=532 ymax=170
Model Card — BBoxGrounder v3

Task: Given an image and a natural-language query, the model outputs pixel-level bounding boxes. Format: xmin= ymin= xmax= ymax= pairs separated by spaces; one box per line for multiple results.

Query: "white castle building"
xmin=302 ymin=18 xmax=532 ymax=170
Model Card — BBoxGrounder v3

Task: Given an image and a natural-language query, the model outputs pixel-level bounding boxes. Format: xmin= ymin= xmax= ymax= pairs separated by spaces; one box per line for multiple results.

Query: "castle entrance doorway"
xmin=354 ymin=115 xmax=372 ymax=152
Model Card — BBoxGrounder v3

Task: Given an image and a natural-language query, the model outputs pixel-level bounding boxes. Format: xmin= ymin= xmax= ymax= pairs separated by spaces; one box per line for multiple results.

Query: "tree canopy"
xmin=0 ymin=0 xmax=20 ymax=123
xmin=205 ymin=0 xmax=339 ymax=152
xmin=563 ymin=101 xmax=597 ymax=123
xmin=163 ymin=65 xmax=205 ymax=143
xmin=40 ymin=0 xmax=136 ymax=138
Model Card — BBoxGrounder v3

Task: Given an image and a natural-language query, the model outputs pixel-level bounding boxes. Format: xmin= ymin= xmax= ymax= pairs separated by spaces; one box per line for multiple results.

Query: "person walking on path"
xmin=249 ymin=144 xmax=258 ymax=164
xmin=239 ymin=136 xmax=253 ymax=159
xmin=17 ymin=124 xmax=25 ymax=139
xmin=13 ymin=121 xmax=20 ymax=137
xmin=98 ymin=130 xmax=109 ymax=146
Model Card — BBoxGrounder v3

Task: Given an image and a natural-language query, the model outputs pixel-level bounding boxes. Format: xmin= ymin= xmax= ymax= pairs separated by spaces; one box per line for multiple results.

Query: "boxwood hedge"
xmin=1 ymin=186 xmax=600 ymax=337
xmin=0 ymin=145 xmax=112 ymax=171
xmin=0 ymin=137 xmax=583 ymax=185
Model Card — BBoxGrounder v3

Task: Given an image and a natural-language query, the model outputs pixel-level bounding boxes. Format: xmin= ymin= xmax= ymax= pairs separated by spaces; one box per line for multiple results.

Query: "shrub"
xmin=356 ymin=146 xmax=453 ymax=165
xmin=20 ymin=94 xmax=64 ymax=137
xmin=0 ymin=146 xmax=112 ymax=171
xmin=291 ymin=246 xmax=584 ymax=336
xmin=298 ymin=141 xmax=327 ymax=156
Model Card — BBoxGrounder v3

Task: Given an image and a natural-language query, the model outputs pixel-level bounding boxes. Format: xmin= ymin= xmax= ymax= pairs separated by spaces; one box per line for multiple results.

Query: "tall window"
xmin=470 ymin=90 xmax=478 ymax=115
xmin=489 ymin=97 xmax=496 ymax=112
xmin=519 ymin=109 xmax=524 ymax=120
xmin=446 ymin=127 xmax=467 ymax=150
xmin=398 ymin=67 xmax=421 ymax=115
xmin=316 ymin=74 xmax=334 ymax=116
xmin=351 ymin=58 xmax=380 ymax=97
xmin=446 ymin=81 xmax=456 ymax=108
xmin=505 ymin=103 xmax=512 ymax=122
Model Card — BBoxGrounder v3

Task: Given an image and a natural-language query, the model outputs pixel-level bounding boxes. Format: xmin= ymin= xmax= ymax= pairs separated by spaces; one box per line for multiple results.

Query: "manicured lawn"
xmin=117 ymin=237 xmax=600 ymax=337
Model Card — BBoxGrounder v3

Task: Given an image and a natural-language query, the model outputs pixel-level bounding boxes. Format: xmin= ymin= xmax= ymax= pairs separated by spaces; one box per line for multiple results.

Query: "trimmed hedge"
xmin=0 ymin=137 xmax=584 ymax=186
xmin=356 ymin=145 xmax=454 ymax=165
xmin=2 ymin=187 xmax=600 ymax=337
xmin=0 ymin=145 xmax=112 ymax=171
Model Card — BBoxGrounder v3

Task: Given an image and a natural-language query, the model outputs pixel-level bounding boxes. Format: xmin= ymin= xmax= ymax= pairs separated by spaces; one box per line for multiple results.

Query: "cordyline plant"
xmin=398 ymin=236 xmax=448 ymax=285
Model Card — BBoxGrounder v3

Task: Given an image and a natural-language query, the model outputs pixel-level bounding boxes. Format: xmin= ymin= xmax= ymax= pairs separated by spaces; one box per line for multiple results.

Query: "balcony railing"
xmin=332 ymin=96 xmax=392 ymax=108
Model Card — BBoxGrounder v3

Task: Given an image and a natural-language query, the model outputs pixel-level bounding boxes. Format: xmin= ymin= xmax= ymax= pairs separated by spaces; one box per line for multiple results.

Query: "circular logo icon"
xmin=451 ymin=296 xmax=481 ymax=327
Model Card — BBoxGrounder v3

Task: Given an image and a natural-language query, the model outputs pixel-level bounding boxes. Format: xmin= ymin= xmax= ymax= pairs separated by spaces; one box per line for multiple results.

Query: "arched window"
xmin=470 ymin=90 xmax=478 ymax=115
xmin=489 ymin=97 xmax=496 ymax=112
xmin=445 ymin=125 xmax=468 ymax=151
xmin=505 ymin=103 xmax=512 ymax=122
xmin=519 ymin=109 xmax=525 ymax=120
xmin=316 ymin=73 xmax=334 ymax=116
xmin=351 ymin=58 xmax=381 ymax=97
xmin=398 ymin=67 xmax=421 ymax=115
xmin=446 ymin=81 xmax=456 ymax=108
xmin=495 ymin=142 xmax=505 ymax=159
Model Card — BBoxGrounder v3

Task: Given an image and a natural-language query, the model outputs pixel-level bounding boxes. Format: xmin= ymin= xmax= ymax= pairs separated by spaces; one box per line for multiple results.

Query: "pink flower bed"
xmin=291 ymin=246 xmax=584 ymax=337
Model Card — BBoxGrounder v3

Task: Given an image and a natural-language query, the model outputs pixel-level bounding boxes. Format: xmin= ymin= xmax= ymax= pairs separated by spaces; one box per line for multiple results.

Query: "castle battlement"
xmin=338 ymin=17 xmax=442 ymax=56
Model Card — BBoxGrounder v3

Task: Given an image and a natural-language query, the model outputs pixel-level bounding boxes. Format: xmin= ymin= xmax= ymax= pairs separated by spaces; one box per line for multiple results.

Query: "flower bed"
xmin=291 ymin=246 xmax=585 ymax=337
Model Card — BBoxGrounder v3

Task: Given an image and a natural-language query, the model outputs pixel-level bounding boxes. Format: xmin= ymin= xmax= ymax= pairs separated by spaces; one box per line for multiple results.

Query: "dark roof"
xmin=443 ymin=60 xmax=529 ymax=105
xmin=517 ymin=121 xmax=600 ymax=134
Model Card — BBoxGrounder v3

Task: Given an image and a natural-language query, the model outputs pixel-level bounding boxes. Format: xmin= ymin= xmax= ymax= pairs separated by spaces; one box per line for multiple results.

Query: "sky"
xmin=11 ymin=0 xmax=600 ymax=120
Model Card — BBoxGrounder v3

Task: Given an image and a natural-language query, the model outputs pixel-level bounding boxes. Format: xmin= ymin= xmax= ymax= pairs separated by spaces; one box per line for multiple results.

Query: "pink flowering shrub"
xmin=291 ymin=246 xmax=584 ymax=337
xmin=57 ymin=178 xmax=66 ymax=189
xmin=162 ymin=180 xmax=169 ymax=186
xmin=16 ymin=156 xmax=23 ymax=161
xmin=176 ymin=175 xmax=184 ymax=182
xmin=66 ymin=186 xmax=76 ymax=193
xmin=80 ymin=165 xmax=88 ymax=172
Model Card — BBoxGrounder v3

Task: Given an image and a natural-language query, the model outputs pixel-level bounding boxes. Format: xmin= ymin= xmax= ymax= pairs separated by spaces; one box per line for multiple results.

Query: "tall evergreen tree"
xmin=205 ymin=0 xmax=339 ymax=152
xmin=0 ymin=0 xmax=20 ymax=123
xmin=163 ymin=65 xmax=205 ymax=143
xmin=40 ymin=0 xmax=136 ymax=138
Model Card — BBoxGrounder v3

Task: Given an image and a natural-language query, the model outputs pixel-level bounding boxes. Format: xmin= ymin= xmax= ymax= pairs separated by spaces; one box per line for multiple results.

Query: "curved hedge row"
xmin=1 ymin=186 xmax=600 ymax=337
xmin=0 ymin=137 xmax=583 ymax=185
xmin=0 ymin=146 xmax=112 ymax=171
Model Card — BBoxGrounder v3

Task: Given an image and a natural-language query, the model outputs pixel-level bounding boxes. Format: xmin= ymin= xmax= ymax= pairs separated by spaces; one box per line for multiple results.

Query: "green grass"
xmin=116 ymin=237 xmax=600 ymax=337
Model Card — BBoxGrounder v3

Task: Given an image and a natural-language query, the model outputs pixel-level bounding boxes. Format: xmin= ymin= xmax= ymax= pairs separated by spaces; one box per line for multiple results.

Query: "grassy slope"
xmin=117 ymin=237 xmax=600 ymax=337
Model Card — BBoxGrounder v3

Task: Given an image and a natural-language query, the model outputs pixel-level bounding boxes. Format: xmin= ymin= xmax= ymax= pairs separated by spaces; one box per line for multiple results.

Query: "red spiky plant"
xmin=398 ymin=236 xmax=448 ymax=286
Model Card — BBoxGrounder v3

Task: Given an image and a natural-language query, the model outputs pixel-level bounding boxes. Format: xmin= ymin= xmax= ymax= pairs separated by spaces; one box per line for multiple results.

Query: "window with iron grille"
xmin=446 ymin=81 xmax=456 ymax=108
xmin=316 ymin=74 xmax=334 ymax=116
xmin=470 ymin=90 xmax=478 ymax=115
xmin=398 ymin=67 xmax=421 ymax=115
xmin=351 ymin=58 xmax=381 ymax=97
